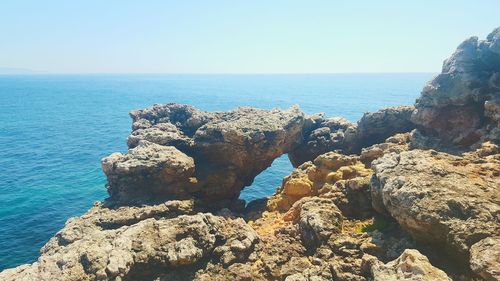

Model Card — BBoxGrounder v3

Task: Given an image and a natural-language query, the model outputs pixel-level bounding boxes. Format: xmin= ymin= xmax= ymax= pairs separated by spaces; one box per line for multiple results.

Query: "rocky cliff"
xmin=1 ymin=28 xmax=499 ymax=281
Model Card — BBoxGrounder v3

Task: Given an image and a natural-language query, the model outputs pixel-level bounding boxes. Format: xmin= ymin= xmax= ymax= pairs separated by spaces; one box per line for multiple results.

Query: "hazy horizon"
xmin=0 ymin=69 xmax=438 ymax=75
xmin=1 ymin=1 xmax=499 ymax=74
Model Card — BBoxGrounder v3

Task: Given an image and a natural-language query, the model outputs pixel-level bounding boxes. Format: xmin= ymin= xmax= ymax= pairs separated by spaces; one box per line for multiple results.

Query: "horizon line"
xmin=0 ymin=71 xmax=438 ymax=76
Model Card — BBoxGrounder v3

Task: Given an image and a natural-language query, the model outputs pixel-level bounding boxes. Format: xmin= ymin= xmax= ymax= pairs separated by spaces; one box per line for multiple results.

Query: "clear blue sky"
xmin=1 ymin=0 xmax=499 ymax=74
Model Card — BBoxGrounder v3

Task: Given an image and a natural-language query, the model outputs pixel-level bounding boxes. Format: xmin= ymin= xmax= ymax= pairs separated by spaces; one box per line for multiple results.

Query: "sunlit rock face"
xmin=370 ymin=145 xmax=500 ymax=269
xmin=412 ymin=27 xmax=500 ymax=149
xmin=103 ymin=104 xmax=306 ymax=205
xmin=3 ymin=28 xmax=500 ymax=281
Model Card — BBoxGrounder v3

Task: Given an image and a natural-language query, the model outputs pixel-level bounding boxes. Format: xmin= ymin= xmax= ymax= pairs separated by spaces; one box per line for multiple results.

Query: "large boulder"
xmin=469 ymin=237 xmax=500 ymax=281
xmin=370 ymin=148 xmax=500 ymax=266
xmin=101 ymin=141 xmax=196 ymax=204
xmin=103 ymin=104 xmax=306 ymax=204
xmin=412 ymin=27 xmax=500 ymax=149
xmin=295 ymin=197 xmax=343 ymax=249
xmin=354 ymin=106 xmax=415 ymax=152
xmin=370 ymin=249 xmax=451 ymax=281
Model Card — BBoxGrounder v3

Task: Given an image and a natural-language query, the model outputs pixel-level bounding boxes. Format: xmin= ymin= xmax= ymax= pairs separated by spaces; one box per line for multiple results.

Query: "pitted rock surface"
xmin=371 ymin=148 xmax=500 ymax=265
xmin=3 ymin=28 xmax=500 ymax=281
xmin=105 ymin=104 xmax=306 ymax=204
xmin=370 ymin=249 xmax=452 ymax=281
xmin=289 ymin=106 xmax=415 ymax=166
xmin=412 ymin=27 xmax=500 ymax=148
xmin=0 ymin=202 xmax=259 ymax=281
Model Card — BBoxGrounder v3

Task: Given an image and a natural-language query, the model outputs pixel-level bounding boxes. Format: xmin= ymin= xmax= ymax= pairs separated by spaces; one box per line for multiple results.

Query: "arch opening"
xmin=239 ymin=154 xmax=294 ymax=204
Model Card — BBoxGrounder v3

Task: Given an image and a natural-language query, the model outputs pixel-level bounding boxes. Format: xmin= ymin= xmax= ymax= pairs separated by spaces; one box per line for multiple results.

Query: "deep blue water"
xmin=0 ymin=73 xmax=434 ymax=270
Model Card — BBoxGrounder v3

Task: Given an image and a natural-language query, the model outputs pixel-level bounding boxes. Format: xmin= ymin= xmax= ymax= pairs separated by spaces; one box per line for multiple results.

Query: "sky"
xmin=0 ymin=1 xmax=499 ymax=74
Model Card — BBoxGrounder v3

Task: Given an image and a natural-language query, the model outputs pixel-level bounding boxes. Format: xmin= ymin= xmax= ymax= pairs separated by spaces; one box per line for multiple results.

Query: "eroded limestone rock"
xmin=295 ymin=197 xmax=343 ymax=248
xmin=101 ymin=141 xmax=196 ymax=204
xmin=0 ymin=201 xmax=259 ymax=281
xmin=354 ymin=106 xmax=415 ymax=152
xmin=470 ymin=237 xmax=500 ymax=281
xmin=371 ymin=148 xmax=500 ymax=266
xmin=412 ymin=27 xmax=500 ymax=149
xmin=288 ymin=115 xmax=357 ymax=166
xmin=370 ymin=249 xmax=452 ymax=281
xmin=104 ymin=104 xmax=306 ymax=204
xmin=268 ymin=152 xmax=373 ymax=219
xmin=289 ymin=106 xmax=416 ymax=166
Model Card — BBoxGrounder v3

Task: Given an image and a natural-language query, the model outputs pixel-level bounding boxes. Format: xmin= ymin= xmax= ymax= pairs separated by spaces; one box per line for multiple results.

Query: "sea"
xmin=0 ymin=73 xmax=434 ymax=270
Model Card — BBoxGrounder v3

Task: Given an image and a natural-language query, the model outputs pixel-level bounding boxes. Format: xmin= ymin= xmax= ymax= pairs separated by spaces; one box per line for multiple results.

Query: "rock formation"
xmin=104 ymin=104 xmax=305 ymax=205
xmin=369 ymin=249 xmax=452 ymax=281
xmin=287 ymin=115 xmax=357 ymax=166
xmin=412 ymin=27 xmax=500 ymax=149
xmin=289 ymin=106 xmax=415 ymax=166
xmin=354 ymin=106 xmax=415 ymax=152
xmin=370 ymin=146 xmax=499 ymax=266
xmin=2 ymin=27 xmax=500 ymax=281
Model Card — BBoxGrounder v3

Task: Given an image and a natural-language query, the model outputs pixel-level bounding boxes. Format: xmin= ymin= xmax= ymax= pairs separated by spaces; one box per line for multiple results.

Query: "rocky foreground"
xmin=1 ymin=28 xmax=499 ymax=281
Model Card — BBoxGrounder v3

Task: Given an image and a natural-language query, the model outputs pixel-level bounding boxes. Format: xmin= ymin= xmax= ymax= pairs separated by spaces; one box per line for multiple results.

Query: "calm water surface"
xmin=0 ymin=73 xmax=434 ymax=269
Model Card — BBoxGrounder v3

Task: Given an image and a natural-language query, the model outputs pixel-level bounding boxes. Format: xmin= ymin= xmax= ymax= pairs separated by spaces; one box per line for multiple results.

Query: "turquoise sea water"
xmin=0 ymin=73 xmax=434 ymax=270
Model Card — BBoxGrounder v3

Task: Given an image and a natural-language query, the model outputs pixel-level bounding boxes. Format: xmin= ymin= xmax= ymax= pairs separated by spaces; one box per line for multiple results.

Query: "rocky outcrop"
xmin=288 ymin=115 xmax=357 ymax=166
xmin=267 ymin=152 xmax=373 ymax=218
xmin=369 ymin=249 xmax=452 ymax=281
xmin=244 ymin=151 xmax=419 ymax=281
xmin=370 ymin=146 xmax=500 ymax=267
xmin=412 ymin=27 xmax=500 ymax=149
xmin=289 ymin=106 xmax=416 ymax=166
xmin=3 ymin=28 xmax=500 ymax=281
xmin=469 ymin=237 xmax=500 ymax=281
xmin=360 ymin=133 xmax=411 ymax=166
xmin=0 ymin=201 xmax=259 ymax=281
xmin=101 ymin=141 xmax=197 ymax=204
xmin=104 ymin=104 xmax=305 ymax=204
xmin=354 ymin=106 xmax=415 ymax=152
xmin=294 ymin=197 xmax=343 ymax=249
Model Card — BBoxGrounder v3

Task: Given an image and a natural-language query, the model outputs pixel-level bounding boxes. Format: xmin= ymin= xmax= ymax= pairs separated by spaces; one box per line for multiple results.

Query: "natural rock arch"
xmin=102 ymin=104 xmax=306 ymax=206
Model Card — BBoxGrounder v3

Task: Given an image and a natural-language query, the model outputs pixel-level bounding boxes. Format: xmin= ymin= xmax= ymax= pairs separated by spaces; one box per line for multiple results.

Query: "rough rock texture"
xmin=102 ymin=141 xmax=196 ymax=204
xmin=370 ymin=249 xmax=452 ymax=281
xmin=289 ymin=106 xmax=415 ymax=166
xmin=4 ymin=29 xmax=500 ymax=281
xmin=288 ymin=115 xmax=357 ymax=166
xmin=0 ymin=201 xmax=259 ymax=281
xmin=104 ymin=104 xmax=305 ymax=204
xmin=412 ymin=27 xmax=500 ymax=149
xmin=360 ymin=133 xmax=412 ymax=166
xmin=371 ymin=147 xmax=500 ymax=266
xmin=295 ymin=197 xmax=343 ymax=249
xmin=469 ymin=236 xmax=500 ymax=281
xmin=267 ymin=152 xmax=373 ymax=218
xmin=354 ymin=106 xmax=415 ymax=152
xmin=244 ymin=151 xmax=418 ymax=281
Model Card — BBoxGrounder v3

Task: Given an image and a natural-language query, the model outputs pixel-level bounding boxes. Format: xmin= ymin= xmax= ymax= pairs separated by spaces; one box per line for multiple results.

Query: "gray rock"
xmin=354 ymin=106 xmax=415 ymax=152
xmin=0 ymin=202 xmax=259 ymax=281
xmin=296 ymin=197 xmax=343 ymax=248
xmin=370 ymin=149 xmax=500 ymax=266
xmin=288 ymin=115 xmax=357 ymax=167
xmin=101 ymin=140 xmax=196 ymax=204
xmin=289 ymin=106 xmax=415 ymax=167
xmin=104 ymin=104 xmax=306 ymax=204
xmin=412 ymin=27 xmax=500 ymax=148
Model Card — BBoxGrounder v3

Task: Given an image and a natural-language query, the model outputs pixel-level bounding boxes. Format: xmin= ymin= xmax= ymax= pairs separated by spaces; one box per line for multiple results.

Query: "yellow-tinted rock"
xmin=283 ymin=177 xmax=313 ymax=196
